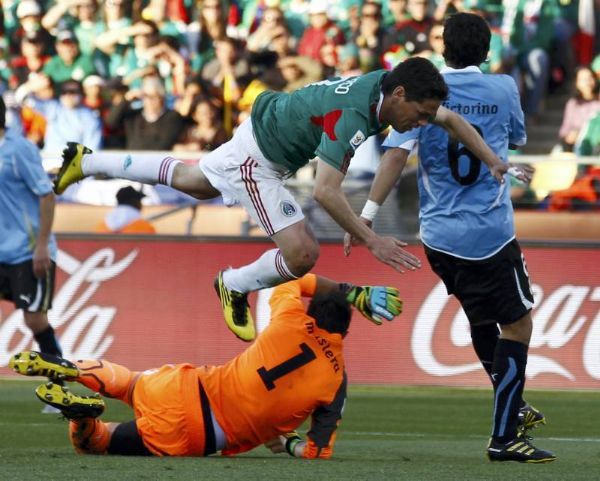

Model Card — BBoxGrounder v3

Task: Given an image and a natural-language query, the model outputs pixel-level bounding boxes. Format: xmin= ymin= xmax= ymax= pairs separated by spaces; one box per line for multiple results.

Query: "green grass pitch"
xmin=1 ymin=379 xmax=599 ymax=481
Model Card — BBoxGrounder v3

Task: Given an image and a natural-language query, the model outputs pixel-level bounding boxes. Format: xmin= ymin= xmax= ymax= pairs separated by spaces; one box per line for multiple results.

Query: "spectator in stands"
xmin=383 ymin=0 xmax=433 ymax=55
xmin=558 ymin=66 xmax=600 ymax=152
xmin=501 ymin=0 xmax=555 ymax=122
xmin=9 ymin=31 xmax=50 ymax=88
xmin=42 ymin=29 xmax=96 ymax=86
xmin=31 ymin=78 xmax=102 ymax=152
xmin=42 ymin=0 xmax=104 ymax=57
xmin=354 ymin=1 xmax=386 ymax=72
xmin=576 ymin=110 xmax=600 ymax=156
xmin=127 ymin=37 xmax=188 ymax=96
xmin=201 ymin=37 xmax=251 ymax=135
xmin=247 ymin=5 xmax=292 ymax=54
xmin=386 ymin=0 xmax=410 ymax=28
xmin=277 ymin=55 xmax=323 ymax=92
xmin=95 ymin=186 xmax=156 ymax=234
xmin=416 ymin=22 xmax=445 ymax=70
xmin=140 ymin=0 xmax=188 ymax=50
xmin=189 ymin=0 xmax=228 ymax=72
xmin=10 ymin=0 xmax=55 ymax=57
xmin=297 ymin=1 xmax=345 ymax=62
xmin=173 ymin=94 xmax=227 ymax=152
xmin=105 ymin=75 xmax=185 ymax=150
xmin=95 ymin=20 xmax=161 ymax=85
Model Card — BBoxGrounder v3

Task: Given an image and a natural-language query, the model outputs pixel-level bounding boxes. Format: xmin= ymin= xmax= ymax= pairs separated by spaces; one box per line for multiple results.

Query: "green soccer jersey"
xmin=251 ymin=70 xmax=387 ymax=174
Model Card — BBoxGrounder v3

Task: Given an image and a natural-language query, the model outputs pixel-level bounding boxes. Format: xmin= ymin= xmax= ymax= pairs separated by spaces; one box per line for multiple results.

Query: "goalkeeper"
xmin=10 ymin=273 xmax=401 ymax=459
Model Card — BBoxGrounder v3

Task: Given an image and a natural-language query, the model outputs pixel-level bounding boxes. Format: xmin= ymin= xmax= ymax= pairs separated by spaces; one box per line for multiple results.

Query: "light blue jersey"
xmin=384 ymin=66 xmax=526 ymax=259
xmin=0 ymin=131 xmax=57 ymax=264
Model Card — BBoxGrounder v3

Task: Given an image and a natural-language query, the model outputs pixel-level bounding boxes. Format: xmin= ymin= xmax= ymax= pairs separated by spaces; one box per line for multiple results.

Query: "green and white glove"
xmin=344 ymin=285 xmax=403 ymax=325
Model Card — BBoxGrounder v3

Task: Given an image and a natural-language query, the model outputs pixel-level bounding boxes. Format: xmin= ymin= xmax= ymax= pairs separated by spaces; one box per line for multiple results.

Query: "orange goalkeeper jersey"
xmin=197 ymin=274 xmax=346 ymax=456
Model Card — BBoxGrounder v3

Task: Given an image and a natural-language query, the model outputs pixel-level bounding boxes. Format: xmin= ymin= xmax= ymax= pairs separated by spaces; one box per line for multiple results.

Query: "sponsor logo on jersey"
xmin=349 ymin=130 xmax=365 ymax=150
xmin=281 ymin=201 xmax=297 ymax=217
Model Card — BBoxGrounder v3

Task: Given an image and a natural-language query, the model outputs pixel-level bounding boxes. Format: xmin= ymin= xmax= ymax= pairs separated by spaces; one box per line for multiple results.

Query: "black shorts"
xmin=424 ymin=239 xmax=533 ymax=326
xmin=0 ymin=259 xmax=56 ymax=312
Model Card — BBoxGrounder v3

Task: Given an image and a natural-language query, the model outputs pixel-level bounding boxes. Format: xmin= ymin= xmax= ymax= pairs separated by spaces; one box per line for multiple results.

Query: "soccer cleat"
xmin=487 ymin=436 xmax=556 ymax=463
xmin=518 ymin=402 xmax=546 ymax=432
xmin=53 ymin=142 xmax=92 ymax=194
xmin=214 ymin=271 xmax=256 ymax=342
xmin=9 ymin=351 xmax=79 ymax=381
xmin=35 ymin=382 xmax=105 ymax=420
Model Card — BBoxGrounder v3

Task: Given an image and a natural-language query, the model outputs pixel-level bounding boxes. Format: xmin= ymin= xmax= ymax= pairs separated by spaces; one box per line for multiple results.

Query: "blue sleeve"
xmin=382 ymin=127 xmax=420 ymax=150
xmin=16 ymin=139 xmax=53 ymax=196
xmin=507 ymin=78 xmax=526 ymax=146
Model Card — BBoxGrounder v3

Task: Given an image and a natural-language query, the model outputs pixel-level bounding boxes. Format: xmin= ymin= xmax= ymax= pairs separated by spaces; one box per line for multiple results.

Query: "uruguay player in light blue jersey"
xmin=346 ymin=13 xmax=554 ymax=463
xmin=0 ymin=96 xmax=63 ymax=408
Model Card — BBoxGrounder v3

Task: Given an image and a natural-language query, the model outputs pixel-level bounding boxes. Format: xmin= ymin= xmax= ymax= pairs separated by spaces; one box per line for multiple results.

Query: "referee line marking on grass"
xmin=345 ymin=431 xmax=600 ymax=443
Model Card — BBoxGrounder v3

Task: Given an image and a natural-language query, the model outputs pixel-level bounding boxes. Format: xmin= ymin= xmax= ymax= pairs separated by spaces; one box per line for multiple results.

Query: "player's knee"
xmin=501 ymin=314 xmax=532 ymax=345
xmin=284 ymin=243 xmax=319 ymax=277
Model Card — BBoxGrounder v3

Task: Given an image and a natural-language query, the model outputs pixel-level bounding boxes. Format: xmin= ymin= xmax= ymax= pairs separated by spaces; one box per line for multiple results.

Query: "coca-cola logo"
xmin=0 ymin=248 xmax=137 ymax=365
xmin=412 ymin=281 xmax=600 ymax=381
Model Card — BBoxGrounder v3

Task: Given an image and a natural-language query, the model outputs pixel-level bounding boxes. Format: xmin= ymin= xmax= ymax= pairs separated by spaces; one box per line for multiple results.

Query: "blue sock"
xmin=491 ymin=338 xmax=528 ymax=442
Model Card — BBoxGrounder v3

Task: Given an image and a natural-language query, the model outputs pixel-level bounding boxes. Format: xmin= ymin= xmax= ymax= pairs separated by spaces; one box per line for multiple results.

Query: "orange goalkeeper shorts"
xmin=132 ymin=363 xmax=211 ymax=456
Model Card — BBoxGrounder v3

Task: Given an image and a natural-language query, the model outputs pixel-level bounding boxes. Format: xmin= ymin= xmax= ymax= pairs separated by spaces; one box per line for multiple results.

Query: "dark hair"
xmin=574 ymin=65 xmax=600 ymax=101
xmin=307 ymin=291 xmax=352 ymax=336
xmin=443 ymin=12 xmax=490 ymax=68
xmin=382 ymin=57 xmax=448 ymax=102
xmin=0 ymin=96 xmax=5 ymax=130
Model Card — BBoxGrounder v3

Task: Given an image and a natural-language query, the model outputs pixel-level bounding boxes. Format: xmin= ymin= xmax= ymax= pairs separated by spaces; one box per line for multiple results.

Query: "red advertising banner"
xmin=1 ymin=238 xmax=599 ymax=389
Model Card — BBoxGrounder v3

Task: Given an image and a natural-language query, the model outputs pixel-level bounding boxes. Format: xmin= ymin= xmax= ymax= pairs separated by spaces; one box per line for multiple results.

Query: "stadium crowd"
xmin=1 ymin=0 xmax=599 ymax=208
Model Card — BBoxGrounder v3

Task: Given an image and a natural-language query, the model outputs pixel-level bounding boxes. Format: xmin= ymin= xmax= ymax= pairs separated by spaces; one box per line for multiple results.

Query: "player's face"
xmin=391 ymin=96 xmax=440 ymax=132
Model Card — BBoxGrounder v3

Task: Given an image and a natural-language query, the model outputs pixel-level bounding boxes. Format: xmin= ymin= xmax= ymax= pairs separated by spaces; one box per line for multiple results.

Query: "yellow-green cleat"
xmin=35 ymin=382 xmax=105 ymax=419
xmin=53 ymin=142 xmax=92 ymax=195
xmin=9 ymin=351 xmax=79 ymax=381
xmin=214 ymin=271 xmax=256 ymax=342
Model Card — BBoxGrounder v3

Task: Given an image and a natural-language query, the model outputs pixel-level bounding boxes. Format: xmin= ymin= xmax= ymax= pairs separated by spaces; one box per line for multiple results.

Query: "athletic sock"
xmin=34 ymin=325 xmax=62 ymax=356
xmin=69 ymin=418 xmax=112 ymax=454
xmin=491 ymin=338 xmax=528 ymax=443
xmin=74 ymin=360 xmax=139 ymax=406
xmin=82 ymin=152 xmax=181 ymax=186
xmin=470 ymin=323 xmax=500 ymax=378
xmin=223 ymin=249 xmax=298 ymax=293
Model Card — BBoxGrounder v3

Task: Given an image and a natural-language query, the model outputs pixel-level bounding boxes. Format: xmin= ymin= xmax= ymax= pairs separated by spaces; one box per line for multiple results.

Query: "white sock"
xmin=223 ymin=249 xmax=298 ymax=293
xmin=82 ymin=152 xmax=181 ymax=186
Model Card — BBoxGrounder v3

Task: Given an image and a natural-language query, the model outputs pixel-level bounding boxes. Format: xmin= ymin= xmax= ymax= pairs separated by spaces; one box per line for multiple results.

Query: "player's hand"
xmin=266 ymin=432 xmax=303 ymax=456
xmin=343 ymin=217 xmax=372 ymax=256
xmin=490 ymin=162 xmax=508 ymax=183
xmin=507 ymin=163 xmax=535 ymax=184
xmin=367 ymin=235 xmax=421 ymax=273
xmin=346 ymin=286 xmax=403 ymax=325
xmin=32 ymin=244 xmax=51 ymax=279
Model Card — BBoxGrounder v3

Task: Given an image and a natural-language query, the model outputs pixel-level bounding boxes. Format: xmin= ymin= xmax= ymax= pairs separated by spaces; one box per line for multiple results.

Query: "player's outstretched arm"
xmin=313 ymin=159 xmax=420 ymax=273
xmin=433 ymin=106 xmax=508 ymax=182
xmin=344 ymin=147 xmax=409 ymax=256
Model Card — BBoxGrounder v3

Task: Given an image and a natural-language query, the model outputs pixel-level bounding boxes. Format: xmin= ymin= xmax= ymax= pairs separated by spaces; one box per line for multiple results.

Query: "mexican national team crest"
xmin=280 ymin=201 xmax=297 ymax=217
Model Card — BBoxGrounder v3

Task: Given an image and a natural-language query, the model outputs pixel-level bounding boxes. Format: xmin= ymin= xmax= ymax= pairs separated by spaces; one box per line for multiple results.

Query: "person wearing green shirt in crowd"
xmin=52 ymin=57 xmax=511 ymax=343
xmin=42 ymin=29 xmax=96 ymax=86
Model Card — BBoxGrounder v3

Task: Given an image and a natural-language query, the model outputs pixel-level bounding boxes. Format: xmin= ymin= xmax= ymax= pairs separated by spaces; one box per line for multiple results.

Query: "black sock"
xmin=470 ymin=323 xmax=500 ymax=379
xmin=491 ymin=338 xmax=528 ymax=443
xmin=34 ymin=325 xmax=62 ymax=357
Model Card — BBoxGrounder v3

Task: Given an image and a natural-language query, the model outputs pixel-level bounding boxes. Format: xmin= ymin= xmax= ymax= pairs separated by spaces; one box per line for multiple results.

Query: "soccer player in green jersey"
xmin=54 ymin=57 xmax=510 ymax=342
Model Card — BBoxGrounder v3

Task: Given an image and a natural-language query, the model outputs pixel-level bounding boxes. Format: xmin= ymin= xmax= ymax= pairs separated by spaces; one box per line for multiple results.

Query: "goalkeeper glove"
xmin=344 ymin=285 xmax=403 ymax=325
